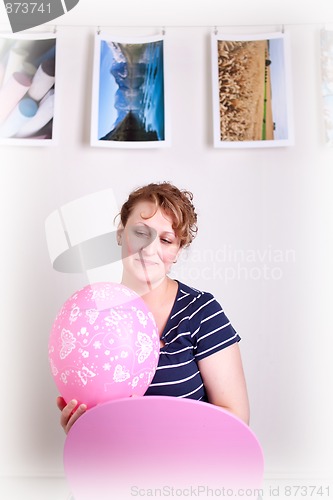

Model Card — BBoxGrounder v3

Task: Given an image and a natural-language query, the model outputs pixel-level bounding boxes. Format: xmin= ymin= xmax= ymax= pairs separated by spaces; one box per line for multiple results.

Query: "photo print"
xmin=211 ymin=31 xmax=294 ymax=148
xmin=0 ymin=32 xmax=58 ymax=145
xmin=91 ymin=33 xmax=169 ymax=148
xmin=320 ymin=29 xmax=333 ymax=146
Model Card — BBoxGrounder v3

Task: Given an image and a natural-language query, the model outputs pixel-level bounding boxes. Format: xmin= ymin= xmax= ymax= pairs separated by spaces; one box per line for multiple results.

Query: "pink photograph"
xmin=320 ymin=29 xmax=333 ymax=146
xmin=0 ymin=32 xmax=58 ymax=146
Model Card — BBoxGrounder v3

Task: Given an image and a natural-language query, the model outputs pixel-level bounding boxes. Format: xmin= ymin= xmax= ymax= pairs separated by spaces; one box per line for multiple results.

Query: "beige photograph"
xmin=211 ymin=32 xmax=293 ymax=148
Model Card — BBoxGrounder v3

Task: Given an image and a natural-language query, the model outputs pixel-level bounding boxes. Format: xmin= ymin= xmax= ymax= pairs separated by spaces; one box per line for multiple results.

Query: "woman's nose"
xmin=128 ymin=226 xmax=157 ymax=255
xmin=142 ymin=235 xmax=160 ymax=255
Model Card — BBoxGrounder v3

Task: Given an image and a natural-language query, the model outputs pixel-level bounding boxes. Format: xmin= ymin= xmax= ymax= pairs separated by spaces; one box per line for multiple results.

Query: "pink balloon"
xmin=64 ymin=397 xmax=264 ymax=500
xmin=48 ymin=282 xmax=159 ymax=407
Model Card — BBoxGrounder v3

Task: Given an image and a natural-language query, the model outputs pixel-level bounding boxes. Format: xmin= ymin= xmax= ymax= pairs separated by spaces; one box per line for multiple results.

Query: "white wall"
xmin=1 ymin=0 xmax=333 ymax=491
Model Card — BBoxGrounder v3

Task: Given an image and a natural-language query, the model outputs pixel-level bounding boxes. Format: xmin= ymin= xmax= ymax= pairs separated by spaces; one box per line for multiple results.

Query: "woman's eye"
xmin=134 ymin=230 xmax=150 ymax=238
xmin=161 ymin=238 xmax=172 ymax=244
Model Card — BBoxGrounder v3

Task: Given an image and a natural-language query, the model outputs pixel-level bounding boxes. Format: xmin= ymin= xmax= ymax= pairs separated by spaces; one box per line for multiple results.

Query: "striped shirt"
xmin=144 ymin=281 xmax=240 ymax=401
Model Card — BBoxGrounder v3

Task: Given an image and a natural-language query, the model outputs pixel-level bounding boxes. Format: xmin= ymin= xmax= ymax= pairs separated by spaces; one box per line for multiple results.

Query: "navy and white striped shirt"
xmin=145 ymin=281 xmax=240 ymax=401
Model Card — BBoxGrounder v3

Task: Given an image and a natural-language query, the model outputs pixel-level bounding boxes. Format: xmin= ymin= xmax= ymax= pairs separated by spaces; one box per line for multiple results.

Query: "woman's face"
xmin=119 ymin=201 xmax=181 ymax=291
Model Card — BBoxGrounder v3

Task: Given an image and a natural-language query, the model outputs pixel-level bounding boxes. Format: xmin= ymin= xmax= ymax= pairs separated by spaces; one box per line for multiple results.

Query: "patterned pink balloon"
xmin=48 ymin=282 xmax=159 ymax=408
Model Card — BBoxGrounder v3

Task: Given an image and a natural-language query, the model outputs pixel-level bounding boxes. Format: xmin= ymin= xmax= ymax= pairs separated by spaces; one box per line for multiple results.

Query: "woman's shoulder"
xmin=173 ymin=281 xmax=234 ymax=337
xmin=175 ymin=280 xmax=218 ymax=309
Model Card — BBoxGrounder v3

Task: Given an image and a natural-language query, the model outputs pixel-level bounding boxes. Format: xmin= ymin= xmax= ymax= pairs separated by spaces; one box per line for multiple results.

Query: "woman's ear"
xmin=173 ymin=247 xmax=183 ymax=264
xmin=117 ymin=226 xmax=123 ymax=246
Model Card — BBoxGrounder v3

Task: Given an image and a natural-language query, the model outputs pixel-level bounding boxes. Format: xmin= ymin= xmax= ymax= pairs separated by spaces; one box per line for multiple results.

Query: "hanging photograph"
xmin=0 ymin=32 xmax=58 ymax=146
xmin=320 ymin=29 xmax=333 ymax=146
xmin=211 ymin=31 xmax=294 ymax=148
xmin=90 ymin=33 xmax=169 ymax=148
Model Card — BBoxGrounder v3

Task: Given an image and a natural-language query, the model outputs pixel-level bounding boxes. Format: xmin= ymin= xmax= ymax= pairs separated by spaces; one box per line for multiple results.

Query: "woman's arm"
xmin=197 ymin=343 xmax=250 ymax=425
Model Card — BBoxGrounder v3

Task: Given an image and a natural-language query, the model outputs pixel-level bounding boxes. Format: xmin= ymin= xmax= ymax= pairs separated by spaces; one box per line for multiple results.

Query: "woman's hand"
xmin=56 ymin=396 xmax=87 ymax=434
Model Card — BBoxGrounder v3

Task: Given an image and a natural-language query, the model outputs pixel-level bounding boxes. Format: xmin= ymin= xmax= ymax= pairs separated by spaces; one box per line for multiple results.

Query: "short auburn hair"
xmin=119 ymin=182 xmax=198 ymax=248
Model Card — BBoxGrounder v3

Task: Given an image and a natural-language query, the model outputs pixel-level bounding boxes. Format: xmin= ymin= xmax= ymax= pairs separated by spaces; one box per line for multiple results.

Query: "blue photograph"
xmin=91 ymin=34 xmax=166 ymax=147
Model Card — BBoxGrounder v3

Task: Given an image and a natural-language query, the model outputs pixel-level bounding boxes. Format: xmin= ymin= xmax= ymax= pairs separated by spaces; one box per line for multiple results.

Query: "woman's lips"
xmin=135 ymin=258 xmax=157 ymax=266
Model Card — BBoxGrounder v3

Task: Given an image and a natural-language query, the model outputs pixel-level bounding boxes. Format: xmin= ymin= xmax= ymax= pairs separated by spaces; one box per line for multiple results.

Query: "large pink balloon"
xmin=48 ymin=282 xmax=159 ymax=407
xmin=64 ymin=397 xmax=265 ymax=500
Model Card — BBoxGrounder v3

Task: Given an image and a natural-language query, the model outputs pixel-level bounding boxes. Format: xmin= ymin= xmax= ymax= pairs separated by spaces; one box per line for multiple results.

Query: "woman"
xmin=57 ymin=182 xmax=250 ymax=433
